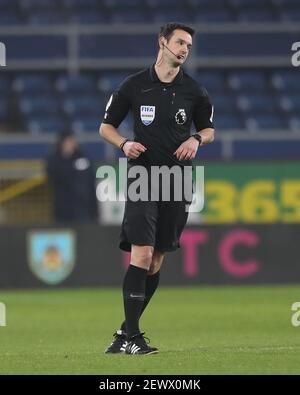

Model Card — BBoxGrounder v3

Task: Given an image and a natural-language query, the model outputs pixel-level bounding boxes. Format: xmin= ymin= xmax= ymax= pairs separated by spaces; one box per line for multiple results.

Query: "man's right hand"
xmin=123 ymin=141 xmax=147 ymax=159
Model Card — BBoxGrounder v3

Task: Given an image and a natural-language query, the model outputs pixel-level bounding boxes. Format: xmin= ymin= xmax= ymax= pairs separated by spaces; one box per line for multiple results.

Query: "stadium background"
xmin=0 ymin=0 xmax=300 ymax=375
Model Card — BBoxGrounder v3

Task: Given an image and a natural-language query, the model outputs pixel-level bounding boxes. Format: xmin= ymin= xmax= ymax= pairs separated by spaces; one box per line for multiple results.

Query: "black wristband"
xmin=192 ymin=133 xmax=202 ymax=146
xmin=120 ymin=138 xmax=129 ymax=152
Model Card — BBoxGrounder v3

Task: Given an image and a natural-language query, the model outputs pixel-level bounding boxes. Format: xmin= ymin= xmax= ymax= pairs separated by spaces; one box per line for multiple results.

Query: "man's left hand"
xmin=174 ymin=137 xmax=200 ymax=161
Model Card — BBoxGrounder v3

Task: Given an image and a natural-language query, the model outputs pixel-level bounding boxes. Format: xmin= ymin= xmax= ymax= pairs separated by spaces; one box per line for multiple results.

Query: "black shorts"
xmin=119 ymin=164 xmax=192 ymax=252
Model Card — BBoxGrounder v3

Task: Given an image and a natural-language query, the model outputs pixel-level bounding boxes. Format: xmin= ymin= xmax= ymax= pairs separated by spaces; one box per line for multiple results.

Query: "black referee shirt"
xmin=102 ymin=65 xmax=214 ymax=167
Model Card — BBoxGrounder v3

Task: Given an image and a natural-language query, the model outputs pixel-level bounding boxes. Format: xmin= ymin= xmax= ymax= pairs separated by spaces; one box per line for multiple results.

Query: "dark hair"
xmin=57 ymin=130 xmax=74 ymax=144
xmin=159 ymin=23 xmax=195 ymax=42
xmin=55 ymin=130 xmax=76 ymax=151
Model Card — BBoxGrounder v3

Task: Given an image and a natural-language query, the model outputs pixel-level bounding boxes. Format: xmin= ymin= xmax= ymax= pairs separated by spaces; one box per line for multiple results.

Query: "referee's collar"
xmin=150 ymin=64 xmax=183 ymax=85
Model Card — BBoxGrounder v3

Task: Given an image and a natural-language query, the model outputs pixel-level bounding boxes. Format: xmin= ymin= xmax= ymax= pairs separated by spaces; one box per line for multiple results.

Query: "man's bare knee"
xmin=148 ymin=250 xmax=165 ymax=275
xmin=131 ymin=245 xmax=154 ymax=270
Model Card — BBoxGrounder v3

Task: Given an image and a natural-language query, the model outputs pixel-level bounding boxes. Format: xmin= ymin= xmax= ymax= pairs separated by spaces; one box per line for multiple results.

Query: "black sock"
xmin=121 ymin=270 xmax=160 ymax=333
xmin=122 ymin=264 xmax=148 ymax=339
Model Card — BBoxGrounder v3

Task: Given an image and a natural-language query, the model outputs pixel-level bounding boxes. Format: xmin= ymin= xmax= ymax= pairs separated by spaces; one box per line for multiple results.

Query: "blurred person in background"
xmin=100 ymin=22 xmax=214 ymax=355
xmin=46 ymin=131 xmax=98 ymax=223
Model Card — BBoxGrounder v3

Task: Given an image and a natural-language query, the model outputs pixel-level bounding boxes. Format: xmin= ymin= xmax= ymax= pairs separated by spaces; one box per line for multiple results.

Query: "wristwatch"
xmin=120 ymin=138 xmax=130 ymax=152
xmin=192 ymin=133 xmax=202 ymax=146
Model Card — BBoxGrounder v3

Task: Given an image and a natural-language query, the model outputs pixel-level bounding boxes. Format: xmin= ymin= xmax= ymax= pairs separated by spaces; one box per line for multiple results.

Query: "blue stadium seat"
xmin=237 ymin=8 xmax=277 ymax=22
xmin=27 ymin=11 xmax=67 ymax=25
xmin=20 ymin=96 xmax=59 ymax=116
xmin=80 ymin=34 xmax=155 ymax=57
xmin=0 ymin=12 xmax=22 ymax=25
xmin=194 ymin=9 xmax=233 ymax=22
xmin=197 ymin=32 xmax=293 ymax=57
xmin=280 ymin=9 xmax=300 ymax=21
xmin=0 ymin=0 xmax=19 ymax=8
xmin=279 ymin=95 xmax=300 ymax=113
xmin=19 ymin=0 xmax=58 ymax=10
xmin=27 ymin=117 xmax=66 ymax=134
xmin=6 ymin=36 xmax=67 ymax=59
xmin=152 ymin=10 xmax=193 ymax=23
xmin=99 ymin=91 xmax=111 ymax=102
xmin=111 ymin=10 xmax=149 ymax=23
xmin=62 ymin=96 xmax=103 ymax=116
xmin=214 ymin=114 xmax=244 ymax=130
xmin=0 ymin=78 xmax=10 ymax=93
xmin=98 ymin=73 xmax=130 ymax=93
xmin=195 ymin=72 xmax=225 ymax=93
xmin=228 ymin=0 xmax=273 ymax=7
xmin=149 ymin=0 xmax=228 ymax=9
xmin=188 ymin=0 xmax=229 ymax=8
xmin=289 ymin=116 xmax=300 ymax=132
xmin=228 ymin=71 xmax=267 ymax=92
xmin=273 ymin=0 xmax=300 ymax=7
xmin=212 ymin=94 xmax=236 ymax=114
xmin=103 ymin=0 xmax=141 ymax=8
xmin=13 ymin=75 xmax=52 ymax=93
xmin=69 ymin=10 xmax=109 ymax=24
xmin=0 ymin=68 xmax=297 ymax=137
xmin=62 ymin=0 xmax=99 ymax=8
xmin=245 ymin=114 xmax=287 ymax=131
xmin=56 ymin=75 xmax=96 ymax=94
xmin=71 ymin=117 xmax=100 ymax=134
xmin=237 ymin=94 xmax=277 ymax=113
xmin=271 ymin=71 xmax=300 ymax=91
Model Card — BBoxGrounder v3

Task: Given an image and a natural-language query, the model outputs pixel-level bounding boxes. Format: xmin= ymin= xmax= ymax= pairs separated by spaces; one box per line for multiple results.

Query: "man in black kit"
xmin=100 ymin=23 xmax=215 ymax=355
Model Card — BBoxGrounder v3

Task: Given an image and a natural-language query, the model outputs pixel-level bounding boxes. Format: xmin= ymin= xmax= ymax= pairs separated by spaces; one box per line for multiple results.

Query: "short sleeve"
xmin=193 ymin=86 xmax=214 ymax=131
xmin=102 ymin=78 xmax=131 ymax=128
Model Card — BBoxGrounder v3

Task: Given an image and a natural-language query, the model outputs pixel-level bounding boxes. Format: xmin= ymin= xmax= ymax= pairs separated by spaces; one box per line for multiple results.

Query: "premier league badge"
xmin=175 ymin=108 xmax=187 ymax=125
xmin=140 ymin=105 xmax=155 ymax=125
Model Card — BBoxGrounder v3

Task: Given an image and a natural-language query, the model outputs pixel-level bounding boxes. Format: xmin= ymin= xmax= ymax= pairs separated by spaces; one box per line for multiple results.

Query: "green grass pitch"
xmin=0 ymin=285 xmax=299 ymax=374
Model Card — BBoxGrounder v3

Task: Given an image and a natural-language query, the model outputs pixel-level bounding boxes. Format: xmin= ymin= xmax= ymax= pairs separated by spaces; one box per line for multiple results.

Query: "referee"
xmin=100 ymin=23 xmax=214 ymax=355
